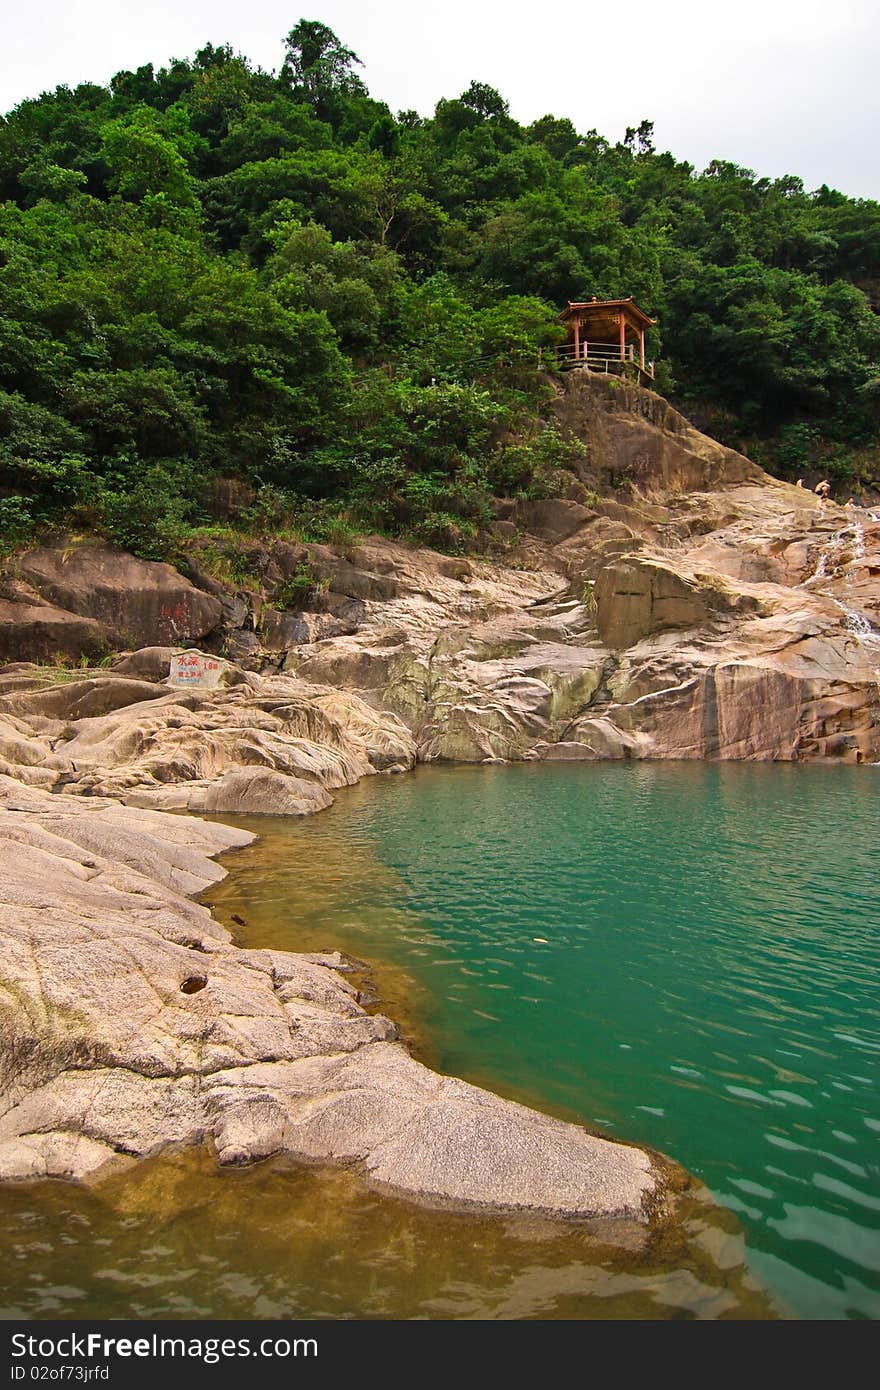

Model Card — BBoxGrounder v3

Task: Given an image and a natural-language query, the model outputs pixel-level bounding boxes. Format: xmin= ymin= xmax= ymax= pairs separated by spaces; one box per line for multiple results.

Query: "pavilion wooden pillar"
xmin=558 ymin=299 xmax=655 ymax=374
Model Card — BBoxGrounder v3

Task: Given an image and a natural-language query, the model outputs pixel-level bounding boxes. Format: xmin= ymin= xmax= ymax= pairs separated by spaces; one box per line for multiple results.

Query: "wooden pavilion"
xmin=558 ymin=297 xmax=656 ymax=381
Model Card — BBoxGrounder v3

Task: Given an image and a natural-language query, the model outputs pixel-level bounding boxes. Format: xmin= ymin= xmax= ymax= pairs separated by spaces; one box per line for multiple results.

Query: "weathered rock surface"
xmin=4 ymin=376 xmax=878 ymax=773
xmin=552 ymin=371 xmax=765 ymax=496
xmin=2 ymin=371 xmax=879 ymax=1215
xmin=6 ymin=546 xmax=223 ymax=652
xmin=0 ymin=598 xmax=110 ymax=664
xmin=0 ymin=777 xmax=657 ymax=1217
xmin=0 ymin=666 xmax=415 ymax=810
xmin=269 ymin=380 xmax=880 ymax=766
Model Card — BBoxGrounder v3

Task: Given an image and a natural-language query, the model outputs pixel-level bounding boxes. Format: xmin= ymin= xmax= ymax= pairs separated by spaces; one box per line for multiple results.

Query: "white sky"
xmin=2 ymin=0 xmax=878 ymax=199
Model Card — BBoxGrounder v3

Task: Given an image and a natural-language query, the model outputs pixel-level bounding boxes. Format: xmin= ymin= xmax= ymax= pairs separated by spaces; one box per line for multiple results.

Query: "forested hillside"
xmin=1 ymin=19 xmax=879 ymax=561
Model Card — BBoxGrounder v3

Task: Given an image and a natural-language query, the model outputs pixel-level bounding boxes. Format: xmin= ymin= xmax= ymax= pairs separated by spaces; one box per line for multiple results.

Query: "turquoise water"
xmin=212 ymin=763 xmax=880 ymax=1319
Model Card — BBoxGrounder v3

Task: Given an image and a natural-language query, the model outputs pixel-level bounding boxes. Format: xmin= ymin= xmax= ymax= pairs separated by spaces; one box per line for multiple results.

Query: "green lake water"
xmin=207 ymin=762 xmax=880 ymax=1320
xmin=1 ymin=761 xmax=878 ymax=1320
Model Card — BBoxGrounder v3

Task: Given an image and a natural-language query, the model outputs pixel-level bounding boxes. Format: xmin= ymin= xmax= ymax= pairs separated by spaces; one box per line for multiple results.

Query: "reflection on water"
xmin=204 ymin=762 xmax=880 ymax=1320
xmin=0 ymin=1149 xmax=772 ymax=1320
xmin=5 ymin=761 xmax=878 ymax=1320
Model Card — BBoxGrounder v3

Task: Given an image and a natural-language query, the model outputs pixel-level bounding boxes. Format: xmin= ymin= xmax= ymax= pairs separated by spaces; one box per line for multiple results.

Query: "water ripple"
xmin=207 ymin=762 xmax=880 ymax=1320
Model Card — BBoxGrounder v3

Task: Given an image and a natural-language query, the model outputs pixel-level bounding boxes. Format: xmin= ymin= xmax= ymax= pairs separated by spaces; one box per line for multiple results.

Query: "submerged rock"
xmin=0 ymin=777 xmax=657 ymax=1219
xmin=2 ymin=374 xmax=879 ymax=1218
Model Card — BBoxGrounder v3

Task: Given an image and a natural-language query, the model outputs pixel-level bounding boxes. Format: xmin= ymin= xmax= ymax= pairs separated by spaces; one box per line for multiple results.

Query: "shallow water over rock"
xmin=3 ymin=762 xmax=877 ymax=1320
xmin=204 ymin=762 xmax=880 ymax=1320
xmin=0 ymin=1148 xmax=769 ymax=1320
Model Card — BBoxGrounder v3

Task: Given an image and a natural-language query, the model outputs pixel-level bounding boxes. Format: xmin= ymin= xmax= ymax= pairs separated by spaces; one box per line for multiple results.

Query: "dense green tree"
xmin=281 ymin=20 xmax=369 ymax=129
xmin=1 ymin=17 xmax=878 ymax=561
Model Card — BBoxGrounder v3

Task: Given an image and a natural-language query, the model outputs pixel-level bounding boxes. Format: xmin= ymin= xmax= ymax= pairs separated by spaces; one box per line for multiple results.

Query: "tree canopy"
xmin=1 ymin=20 xmax=878 ymax=559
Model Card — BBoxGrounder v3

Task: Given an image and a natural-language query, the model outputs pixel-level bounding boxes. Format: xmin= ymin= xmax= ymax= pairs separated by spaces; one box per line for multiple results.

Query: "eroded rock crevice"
xmin=2 ymin=373 xmax=879 ymax=1212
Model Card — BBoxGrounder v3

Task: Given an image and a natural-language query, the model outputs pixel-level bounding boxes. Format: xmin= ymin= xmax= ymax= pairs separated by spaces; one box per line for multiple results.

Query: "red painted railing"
xmin=557 ymin=341 xmax=655 ymax=380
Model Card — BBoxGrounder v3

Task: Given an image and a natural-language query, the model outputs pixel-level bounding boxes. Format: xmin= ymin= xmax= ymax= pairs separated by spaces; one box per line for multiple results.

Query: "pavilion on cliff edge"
xmin=557 ymin=297 xmax=656 ymax=382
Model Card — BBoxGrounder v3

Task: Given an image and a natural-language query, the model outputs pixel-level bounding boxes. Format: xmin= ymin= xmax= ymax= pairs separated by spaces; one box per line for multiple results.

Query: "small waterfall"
xmin=828 ymin=595 xmax=880 ymax=650
xmin=803 ymin=518 xmax=880 ymax=716
xmin=809 ymin=549 xmax=829 ymax=582
xmin=852 ymin=520 xmax=865 ymax=561
xmin=803 ymin=523 xmax=859 ymax=586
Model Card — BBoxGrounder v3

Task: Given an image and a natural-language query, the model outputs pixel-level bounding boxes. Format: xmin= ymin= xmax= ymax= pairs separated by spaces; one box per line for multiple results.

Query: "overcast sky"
xmin=3 ymin=0 xmax=878 ymax=198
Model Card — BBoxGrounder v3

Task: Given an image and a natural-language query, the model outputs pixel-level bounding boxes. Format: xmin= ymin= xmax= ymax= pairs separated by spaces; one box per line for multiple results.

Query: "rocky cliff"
xmin=1 ymin=372 xmax=877 ymax=1212
xmin=3 ymin=373 xmax=879 ymax=776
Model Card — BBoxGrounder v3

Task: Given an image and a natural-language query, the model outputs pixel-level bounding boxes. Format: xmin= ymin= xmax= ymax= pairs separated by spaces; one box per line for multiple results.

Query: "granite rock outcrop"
xmin=2 ymin=371 xmax=878 ymax=1211
xmin=0 ymin=776 xmax=657 ymax=1218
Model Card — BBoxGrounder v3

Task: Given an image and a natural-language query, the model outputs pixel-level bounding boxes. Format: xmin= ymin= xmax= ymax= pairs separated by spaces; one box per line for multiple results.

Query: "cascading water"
xmin=804 ymin=519 xmax=862 ymax=584
xmin=829 ymin=593 xmax=880 ymax=652
xmin=803 ymin=512 xmax=880 ymax=700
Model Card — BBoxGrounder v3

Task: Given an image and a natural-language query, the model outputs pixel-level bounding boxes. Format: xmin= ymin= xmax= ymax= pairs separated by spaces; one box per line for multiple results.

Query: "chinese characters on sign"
xmin=168 ymin=652 xmax=222 ymax=688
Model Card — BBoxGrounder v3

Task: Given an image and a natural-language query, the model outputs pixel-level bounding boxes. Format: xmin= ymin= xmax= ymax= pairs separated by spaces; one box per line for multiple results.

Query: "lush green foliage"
xmin=1 ymin=21 xmax=878 ymax=559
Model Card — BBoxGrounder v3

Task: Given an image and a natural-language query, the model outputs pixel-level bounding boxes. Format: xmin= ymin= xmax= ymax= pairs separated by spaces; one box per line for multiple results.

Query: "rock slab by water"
xmin=0 ymin=776 xmax=656 ymax=1219
xmin=2 ymin=372 xmax=877 ymax=1226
